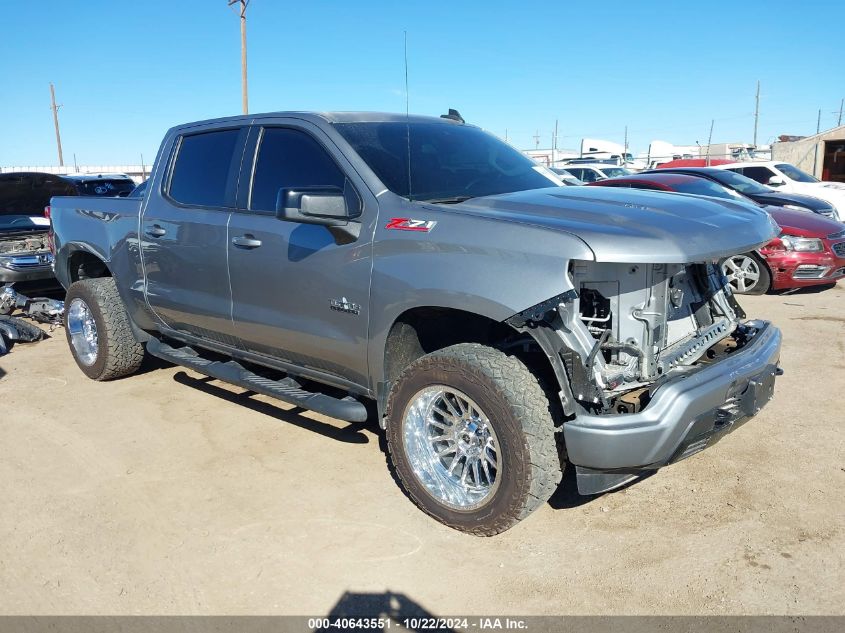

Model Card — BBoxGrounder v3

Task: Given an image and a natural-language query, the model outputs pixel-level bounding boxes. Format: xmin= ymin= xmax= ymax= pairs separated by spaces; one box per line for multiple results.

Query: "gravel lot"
xmin=1 ymin=284 xmax=843 ymax=616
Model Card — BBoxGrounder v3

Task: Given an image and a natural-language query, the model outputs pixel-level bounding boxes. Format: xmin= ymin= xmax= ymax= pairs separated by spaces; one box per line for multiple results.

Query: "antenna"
xmin=404 ymin=31 xmax=412 ymax=199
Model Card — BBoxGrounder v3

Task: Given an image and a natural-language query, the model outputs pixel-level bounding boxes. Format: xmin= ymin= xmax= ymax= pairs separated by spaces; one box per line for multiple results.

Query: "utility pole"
xmin=753 ymin=80 xmax=760 ymax=146
xmin=838 ymin=98 xmax=843 ymax=127
xmin=49 ymin=83 xmax=64 ymax=166
xmin=228 ymin=0 xmax=250 ymax=114
xmin=553 ymin=120 xmax=559 ymax=150
xmin=624 ymin=125 xmax=628 ymax=159
xmin=533 ymin=129 xmax=540 ymax=149
xmin=816 ymin=108 xmax=822 ymax=134
xmin=705 ymin=119 xmax=714 ymax=166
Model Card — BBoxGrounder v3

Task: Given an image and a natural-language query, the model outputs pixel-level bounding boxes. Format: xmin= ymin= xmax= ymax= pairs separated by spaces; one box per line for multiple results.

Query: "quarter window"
xmin=250 ymin=128 xmax=346 ymax=212
xmin=168 ymin=129 xmax=243 ymax=207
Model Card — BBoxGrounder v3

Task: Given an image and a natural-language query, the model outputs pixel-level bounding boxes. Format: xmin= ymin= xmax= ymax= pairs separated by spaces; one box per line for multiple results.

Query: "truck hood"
xmin=451 ymin=186 xmax=777 ymax=263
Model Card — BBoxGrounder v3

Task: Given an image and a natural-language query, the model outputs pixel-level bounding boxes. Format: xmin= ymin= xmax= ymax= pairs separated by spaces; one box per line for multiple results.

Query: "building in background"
xmin=772 ymin=126 xmax=845 ymax=183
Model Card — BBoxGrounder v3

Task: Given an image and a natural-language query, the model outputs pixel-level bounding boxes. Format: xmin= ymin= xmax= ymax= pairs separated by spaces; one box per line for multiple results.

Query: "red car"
xmin=588 ymin=173 xmax=845 ymax=294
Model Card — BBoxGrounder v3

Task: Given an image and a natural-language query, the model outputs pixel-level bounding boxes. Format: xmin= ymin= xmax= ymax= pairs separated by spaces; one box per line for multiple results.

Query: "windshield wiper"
xmin=423 ymin=195 xmax=475 ymax=204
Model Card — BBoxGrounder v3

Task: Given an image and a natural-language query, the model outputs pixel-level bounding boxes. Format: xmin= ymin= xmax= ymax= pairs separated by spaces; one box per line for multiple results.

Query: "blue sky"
xmin=1 ymin=0 xmax=843 ymax=165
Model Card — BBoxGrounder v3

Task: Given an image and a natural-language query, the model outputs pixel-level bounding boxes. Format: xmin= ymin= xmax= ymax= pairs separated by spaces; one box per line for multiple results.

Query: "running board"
xmin=146 ymin=338 xmax=368 ymax=422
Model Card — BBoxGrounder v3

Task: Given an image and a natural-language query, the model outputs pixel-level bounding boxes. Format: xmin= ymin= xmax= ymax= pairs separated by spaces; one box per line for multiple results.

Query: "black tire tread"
xmin=386 ymin=342 xmax=563 ymax=536
xmin=64 ymin=278 xmax=144 ymax=380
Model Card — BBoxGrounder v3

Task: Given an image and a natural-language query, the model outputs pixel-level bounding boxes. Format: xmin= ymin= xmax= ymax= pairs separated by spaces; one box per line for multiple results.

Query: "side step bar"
xmin=146 ymin=338 xmax=368 ymax=422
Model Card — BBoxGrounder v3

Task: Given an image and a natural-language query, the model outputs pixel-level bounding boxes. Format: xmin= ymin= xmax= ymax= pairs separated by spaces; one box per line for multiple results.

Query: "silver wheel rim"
xmin=722 ymin=255 xmax=761 ymax=293
xmin=67 ymin=297 xmax=99 ymax=366
xmin=402 ymin=386 xmax=500 ymax=511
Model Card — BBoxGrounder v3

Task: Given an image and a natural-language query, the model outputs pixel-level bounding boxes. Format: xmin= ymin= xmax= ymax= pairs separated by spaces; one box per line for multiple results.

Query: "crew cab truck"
xmin=50 ymin=112 xmax=783 ymax=535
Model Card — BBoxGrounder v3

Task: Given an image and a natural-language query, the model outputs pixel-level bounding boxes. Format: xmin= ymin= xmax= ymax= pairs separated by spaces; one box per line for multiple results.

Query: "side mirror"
xmin=276 ymin=184 xmax=361 ymax=243
xmin=767 ymin=176 xmax=786 ymax=187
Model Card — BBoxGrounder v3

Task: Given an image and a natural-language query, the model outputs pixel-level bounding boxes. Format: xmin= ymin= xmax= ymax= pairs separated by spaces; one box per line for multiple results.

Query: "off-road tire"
xmin=385 ymin=343 xmax=563 ymax=536
xmin=63 ymin=278 xmax=144 ymax=381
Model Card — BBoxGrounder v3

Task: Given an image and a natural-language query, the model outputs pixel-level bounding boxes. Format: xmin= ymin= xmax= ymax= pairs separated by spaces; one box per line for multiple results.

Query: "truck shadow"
xmin=172 ymin=370 xmax=379 ymax=444
xmin=169 ymin=367 xmax=647 ymax=512
xmin=548 ymin=467 xmax=654 ymax=509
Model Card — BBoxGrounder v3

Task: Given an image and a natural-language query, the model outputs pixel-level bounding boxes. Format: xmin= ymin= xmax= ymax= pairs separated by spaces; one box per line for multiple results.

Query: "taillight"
xmin=44 ymin=205 xmax=51 ymax=219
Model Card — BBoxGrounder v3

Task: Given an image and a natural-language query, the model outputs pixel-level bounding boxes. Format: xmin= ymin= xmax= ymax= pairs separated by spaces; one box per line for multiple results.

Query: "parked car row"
xmin=587 ymin=171 xmax=845 ymax=294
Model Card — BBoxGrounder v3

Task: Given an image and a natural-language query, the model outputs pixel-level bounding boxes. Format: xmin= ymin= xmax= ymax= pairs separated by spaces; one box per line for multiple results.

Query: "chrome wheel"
xmin=722 ymin=255 xmax=762 ymax=293
xmin=402 ymin=386 xmax=500 ymax=510
xmin=67 ymin=297 xmax=99 ymax=366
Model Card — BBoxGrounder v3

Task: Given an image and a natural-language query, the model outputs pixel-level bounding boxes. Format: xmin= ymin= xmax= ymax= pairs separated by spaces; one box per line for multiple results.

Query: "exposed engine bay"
xmin=508 ymin=260 xmax=752 ymax=416
xmin=0 ymin=232 xmax=49 ymax=256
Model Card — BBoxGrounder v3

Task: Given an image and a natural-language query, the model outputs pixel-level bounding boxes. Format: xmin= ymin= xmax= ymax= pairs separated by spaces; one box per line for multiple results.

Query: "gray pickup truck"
xmin=50 ymin=112 xmax=783 ymax=535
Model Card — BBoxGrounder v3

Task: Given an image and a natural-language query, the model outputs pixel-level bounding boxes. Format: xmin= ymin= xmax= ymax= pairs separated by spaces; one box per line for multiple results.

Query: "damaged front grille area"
xmin=0 ymin=232 xmax=52 ymax=271
xmin=0 ymin=233 xmax=49 ymax=255
xmin=570 ymin=260 xmax=740 ymax=412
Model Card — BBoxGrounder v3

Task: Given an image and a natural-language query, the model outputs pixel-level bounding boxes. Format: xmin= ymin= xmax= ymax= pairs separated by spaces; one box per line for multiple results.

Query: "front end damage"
xmin=0 ymin=232 xmax=54 ymax=283
xmin=508 ymin=259 xmax=782 ymax=495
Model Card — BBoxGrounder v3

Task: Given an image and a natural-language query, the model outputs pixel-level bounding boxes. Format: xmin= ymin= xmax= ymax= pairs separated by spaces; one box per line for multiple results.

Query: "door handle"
xmin=145 ymin=225 xmax=166 ymax=238
xmin=232 ymin=235 xmax=262 ymax=248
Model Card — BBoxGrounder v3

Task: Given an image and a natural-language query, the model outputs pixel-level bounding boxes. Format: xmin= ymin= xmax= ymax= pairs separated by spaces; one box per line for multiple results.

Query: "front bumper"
xmin=0 ymin=260 xmax=56 ymax=283
xmin=563 ymin=320 xmax=781 ymax=473
xmin=767 ymin=248 xmax=845 ymax=290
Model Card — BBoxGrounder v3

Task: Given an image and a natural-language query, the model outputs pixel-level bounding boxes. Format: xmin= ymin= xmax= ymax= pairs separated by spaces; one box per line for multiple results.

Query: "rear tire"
xmin=385 ymin=343 xmax=563 ymax=536
xmin=722 ymin=253 xmax=771 ymax=295
xmin=63 ymin=278 xmax=144 ymax=380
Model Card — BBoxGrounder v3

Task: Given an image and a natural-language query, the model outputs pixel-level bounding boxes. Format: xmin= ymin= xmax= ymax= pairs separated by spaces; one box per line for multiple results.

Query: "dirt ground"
xmin=0 ymin=284 xmax=843 ymax=616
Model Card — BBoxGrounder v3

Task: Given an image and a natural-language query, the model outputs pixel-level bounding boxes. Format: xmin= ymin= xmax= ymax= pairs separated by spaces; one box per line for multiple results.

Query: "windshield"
xmin=669 ymin=178 xmax=749 ymax=202
xmin=74 ymin=179 xmax=135 ymax=196
xmin=334 ymin=122 xmax=560 ymax=202
xmin=776 ymin=163 xmax=818 ymax=183
xmin=706 ymin=169 xmax=770 ymax=194
xmin=600 ymin=167 xmax=632 ymax=178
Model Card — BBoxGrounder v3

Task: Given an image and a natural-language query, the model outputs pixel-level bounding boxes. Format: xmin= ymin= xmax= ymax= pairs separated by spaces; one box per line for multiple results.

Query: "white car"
xmin=560 ymin=164 xmax=633 ymax=183
xmin=716 ymin=161 xmax=845 ymax=216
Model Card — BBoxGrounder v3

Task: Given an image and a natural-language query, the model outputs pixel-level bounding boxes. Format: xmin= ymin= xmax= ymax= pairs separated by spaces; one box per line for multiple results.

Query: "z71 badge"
xmin=385 ymin=217 xmax=437 ymax=232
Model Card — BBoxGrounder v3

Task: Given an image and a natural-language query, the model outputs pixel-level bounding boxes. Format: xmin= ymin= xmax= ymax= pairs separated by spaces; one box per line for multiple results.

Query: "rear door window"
xmin=735 ymin=166 xmax=775 ymax=184
xmin=249 ymin=127 xmax=346 ymax=213
xmin=75 ymin=179 xmax=136 ymax=197
xmin=168 ymin=128 xmax=245 ymax=207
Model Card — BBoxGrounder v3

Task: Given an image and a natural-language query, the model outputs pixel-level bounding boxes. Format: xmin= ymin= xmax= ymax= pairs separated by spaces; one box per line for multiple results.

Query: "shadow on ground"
xmin=173 ymin=370 xmax=379 ymax=444
xmin=317 ymin=591 xmax=451 ymax=632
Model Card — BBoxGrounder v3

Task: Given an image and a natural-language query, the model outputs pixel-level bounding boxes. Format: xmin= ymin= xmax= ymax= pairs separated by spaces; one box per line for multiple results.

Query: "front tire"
xmin=722 ymin=253 xmax=771 ymax=295
xmin=385 ymin=343 xmax=563 ymax=536
xmin=64 ymin=278 xmax=144 ymax=380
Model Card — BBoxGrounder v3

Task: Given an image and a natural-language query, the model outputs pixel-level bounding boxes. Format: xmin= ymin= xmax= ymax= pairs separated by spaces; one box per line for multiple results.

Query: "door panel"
xmin=141 ymin=126 xmax=246 ymax=345
xmin=141 ymin=205 xmax=236 ymax=343
xmin=228 ymin=215 xmax=372 ymax=384
xmin=227 ymin=122 xmax=376 ymax=388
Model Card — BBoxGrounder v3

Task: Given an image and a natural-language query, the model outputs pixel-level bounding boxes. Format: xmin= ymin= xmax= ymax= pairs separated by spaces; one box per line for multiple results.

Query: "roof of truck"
xmin=173 ymin=111 xmax=467 ymax=130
